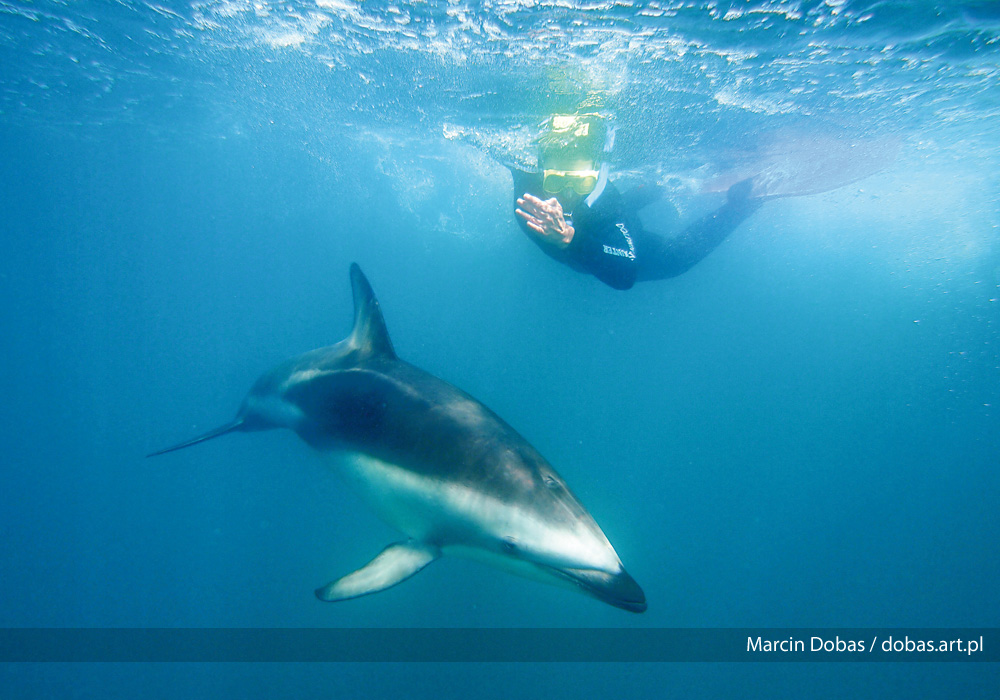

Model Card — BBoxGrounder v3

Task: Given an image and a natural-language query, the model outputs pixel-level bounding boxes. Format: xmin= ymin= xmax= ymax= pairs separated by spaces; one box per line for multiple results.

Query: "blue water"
xmin=2 ymin=0 xmax=999 ymax=695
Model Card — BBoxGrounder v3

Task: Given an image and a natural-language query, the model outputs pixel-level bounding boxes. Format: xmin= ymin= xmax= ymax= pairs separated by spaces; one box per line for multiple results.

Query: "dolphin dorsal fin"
xmin=348 ymin=263 xmax=396 ymax=360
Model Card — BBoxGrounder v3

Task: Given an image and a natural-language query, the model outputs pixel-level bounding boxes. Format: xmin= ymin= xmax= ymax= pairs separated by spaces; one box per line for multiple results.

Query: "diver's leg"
xmin=636 ymin=180 xmax=762 ymax=281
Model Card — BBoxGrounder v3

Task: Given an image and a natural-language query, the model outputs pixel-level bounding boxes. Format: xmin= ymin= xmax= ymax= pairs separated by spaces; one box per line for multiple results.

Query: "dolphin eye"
xmin=543 ymin=475 xmax=560 ymax=490
xmin=501 ymin=537 xmax=518 ymax=553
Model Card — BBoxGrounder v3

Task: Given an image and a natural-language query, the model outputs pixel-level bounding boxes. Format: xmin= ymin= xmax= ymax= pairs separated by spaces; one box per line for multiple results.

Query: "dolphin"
xmin=150 ymin=264 xmax=645 ymax=613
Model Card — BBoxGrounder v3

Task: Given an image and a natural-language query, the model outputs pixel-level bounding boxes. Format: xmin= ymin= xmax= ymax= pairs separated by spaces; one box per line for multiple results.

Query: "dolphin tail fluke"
xmin=315 ymin=540 xmax=439 ymax=602
xmin=147 ymin=420 xmax=245 ymax=458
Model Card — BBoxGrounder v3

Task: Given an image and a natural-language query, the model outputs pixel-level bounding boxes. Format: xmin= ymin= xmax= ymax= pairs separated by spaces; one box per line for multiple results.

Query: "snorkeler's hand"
xmin=515 ymin=194 xmax=575 ymax=248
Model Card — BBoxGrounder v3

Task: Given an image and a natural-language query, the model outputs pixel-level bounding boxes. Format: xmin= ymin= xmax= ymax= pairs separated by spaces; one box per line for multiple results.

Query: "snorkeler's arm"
xmin=512 ymin=170 xmax=575 ymax=244
xmin=515 ymin=194 xmax=575 ymax=247
xmin=510 ymin=170 xmax=636 ymax=289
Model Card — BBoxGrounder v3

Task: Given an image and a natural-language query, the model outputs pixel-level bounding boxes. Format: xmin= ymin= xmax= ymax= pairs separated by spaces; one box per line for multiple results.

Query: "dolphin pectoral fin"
xmin=315 ymin=541 xmax=440 ymax=602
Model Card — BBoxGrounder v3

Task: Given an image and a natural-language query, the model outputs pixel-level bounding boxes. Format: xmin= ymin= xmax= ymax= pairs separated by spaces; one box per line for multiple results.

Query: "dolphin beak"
xmin=147 ymin=420 xmax=244 ymax=457
xmin=557 ymin=566 xmax=647 ymax=614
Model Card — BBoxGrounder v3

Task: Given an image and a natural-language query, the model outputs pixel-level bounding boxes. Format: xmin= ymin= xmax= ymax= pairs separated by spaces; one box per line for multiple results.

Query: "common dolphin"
xmin=150 ymin=264 xmax=645 ymax=613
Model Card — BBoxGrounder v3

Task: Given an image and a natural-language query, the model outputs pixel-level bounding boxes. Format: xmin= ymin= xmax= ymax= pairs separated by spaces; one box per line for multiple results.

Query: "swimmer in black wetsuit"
xmin=512 ymin=114 xmax=762 ymax=290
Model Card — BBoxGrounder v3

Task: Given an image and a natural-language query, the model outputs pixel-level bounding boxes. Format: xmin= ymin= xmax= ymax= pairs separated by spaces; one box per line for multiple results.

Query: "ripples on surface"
xmin=0 ymin=0 xmax=996 ymax=208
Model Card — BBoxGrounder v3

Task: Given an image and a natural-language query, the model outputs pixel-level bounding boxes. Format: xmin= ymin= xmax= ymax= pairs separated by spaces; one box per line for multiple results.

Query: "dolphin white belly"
xmin=333 ymin=452 xmax=622 ymax=575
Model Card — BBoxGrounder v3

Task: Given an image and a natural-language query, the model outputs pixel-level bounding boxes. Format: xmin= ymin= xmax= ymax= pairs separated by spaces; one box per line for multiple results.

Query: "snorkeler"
xmin=512 ymin=114 xmax=762 ymax=290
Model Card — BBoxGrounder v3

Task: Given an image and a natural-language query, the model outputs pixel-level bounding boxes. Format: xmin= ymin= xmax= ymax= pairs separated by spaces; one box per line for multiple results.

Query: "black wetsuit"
xmin=512 ymin=169 xmax=761 ymax=290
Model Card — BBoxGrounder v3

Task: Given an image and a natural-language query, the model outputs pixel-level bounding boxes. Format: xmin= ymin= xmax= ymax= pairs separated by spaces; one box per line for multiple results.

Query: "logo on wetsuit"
xmin=603 ymin=222 xmax=635 ymax=260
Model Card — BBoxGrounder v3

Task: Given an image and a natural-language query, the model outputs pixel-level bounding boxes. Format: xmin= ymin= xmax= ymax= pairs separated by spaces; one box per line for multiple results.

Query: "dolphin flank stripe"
xmin=149 ymin=263 xmax=646 ymax=613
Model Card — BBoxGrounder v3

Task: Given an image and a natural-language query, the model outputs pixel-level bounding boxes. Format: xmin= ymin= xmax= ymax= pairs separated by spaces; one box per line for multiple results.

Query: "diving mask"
xmin=542 ymin=169 xmax=600 ymax=196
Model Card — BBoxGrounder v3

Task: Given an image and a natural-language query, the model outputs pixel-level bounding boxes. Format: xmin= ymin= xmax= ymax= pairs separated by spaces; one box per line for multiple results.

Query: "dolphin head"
xmin=483 ymin=522 xmax=647 ymax=614
xmin=464 ymin=449 xmax=647 ymax=613
xmin=494 ymin=534 xmax=647 ymax=613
